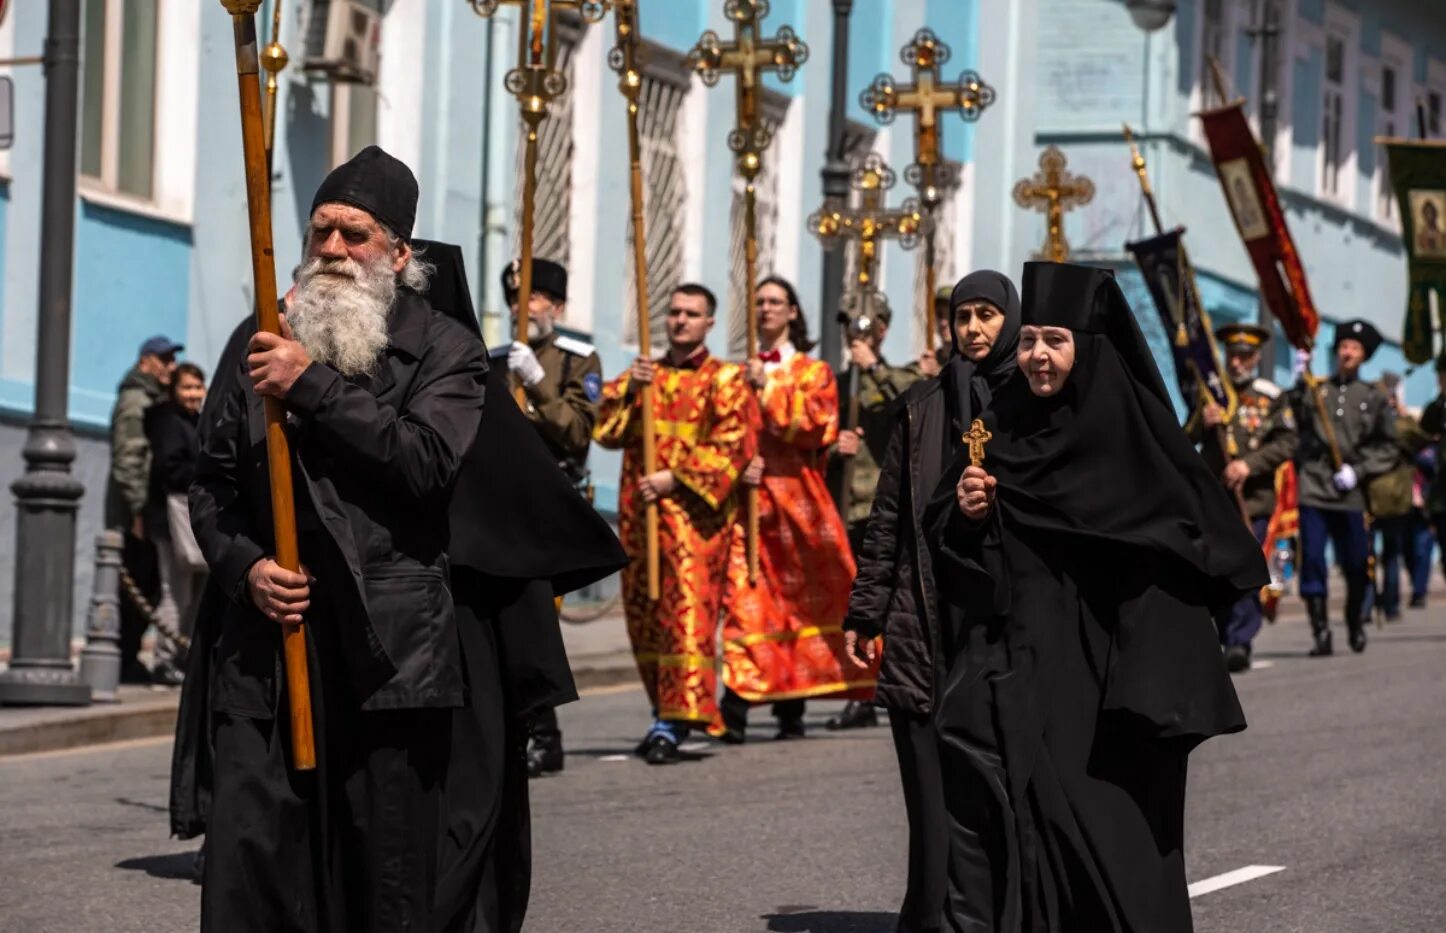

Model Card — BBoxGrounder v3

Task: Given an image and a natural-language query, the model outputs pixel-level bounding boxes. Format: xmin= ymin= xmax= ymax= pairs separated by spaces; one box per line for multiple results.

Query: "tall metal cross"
xmin=809 ymin=154 xmax=923 ymax=298
xmin=469 ymin=0 xmax=608 ymax=403
xmin=1013 ymin=145 xmax=1095 ymax=263
xmin=860 ymin=28 xmax=995 ymax=350
xmin=688 ymin=0 xmax=808 ymax=585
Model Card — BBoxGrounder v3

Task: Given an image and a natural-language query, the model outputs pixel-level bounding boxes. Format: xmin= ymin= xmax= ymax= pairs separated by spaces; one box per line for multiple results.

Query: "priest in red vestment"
xmin=716 ymin=275 xmax=878 ymax=741
xmin=594 ymin=284 xmax=760 ymax=764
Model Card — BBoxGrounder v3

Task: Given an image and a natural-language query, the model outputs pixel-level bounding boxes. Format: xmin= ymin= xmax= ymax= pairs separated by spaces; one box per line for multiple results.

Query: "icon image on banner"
xmin=1220 ymin=158 xmax=1269 ymax=242
xmin=1409 ymin=189 xmax=1446 ymax=259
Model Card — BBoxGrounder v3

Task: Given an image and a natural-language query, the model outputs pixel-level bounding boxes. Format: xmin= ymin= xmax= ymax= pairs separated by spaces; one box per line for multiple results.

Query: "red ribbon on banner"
xmin=1199 ymin=102 xmax=1320 ymax=350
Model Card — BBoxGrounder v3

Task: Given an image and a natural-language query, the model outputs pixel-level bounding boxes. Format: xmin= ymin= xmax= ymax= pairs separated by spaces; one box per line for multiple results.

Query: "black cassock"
xmin=926 ymin=263 xmax=1265 ymax=932
xmin=170 ymin=242 xmax=625 ymax=932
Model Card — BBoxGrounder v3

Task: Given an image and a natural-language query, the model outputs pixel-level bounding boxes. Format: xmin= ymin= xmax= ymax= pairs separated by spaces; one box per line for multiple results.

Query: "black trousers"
xmin=118 ymin=529 xmax=158 ymax=668
xmin=890 ymin=711 xmax=948 ymax=933
xmin=720 ymin=686 xmax=805 ymax=732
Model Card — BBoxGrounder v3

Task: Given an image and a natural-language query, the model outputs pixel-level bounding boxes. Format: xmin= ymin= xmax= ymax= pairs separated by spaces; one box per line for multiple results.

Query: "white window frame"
xmin=1374 ymin=33 xmax=1411 ymax=228
xmin=0 ymin=3 xmax=14 ymax=178
xmin=1423 ymin=58 xmax=1446 ymax=141
xmin=1189 ymin=0 xmax=1243 ymax=149
xmin=1315 ymin=5 xmax=1358 ymax=207
xmin=76 ymin=0 xmax=198 ymax=225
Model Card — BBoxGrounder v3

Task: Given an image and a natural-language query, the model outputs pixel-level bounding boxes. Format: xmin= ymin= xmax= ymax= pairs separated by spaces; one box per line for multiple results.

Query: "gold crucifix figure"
xmin=1013 ymin=145 xmax=1095 ymax=263
xmin=860 ymin=28 xmax=995 ymax=352
xmin=963 ymin=418 xmax=992 ymax=468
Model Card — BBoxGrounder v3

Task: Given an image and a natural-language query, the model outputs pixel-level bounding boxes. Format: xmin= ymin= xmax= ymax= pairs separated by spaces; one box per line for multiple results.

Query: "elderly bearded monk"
xmin=190 ymin=146 xmax=487 ymax=932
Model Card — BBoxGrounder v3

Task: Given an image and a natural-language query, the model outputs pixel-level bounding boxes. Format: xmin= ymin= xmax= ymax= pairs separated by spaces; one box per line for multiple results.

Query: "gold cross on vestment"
xmin=964 ymin=419 xmax=992 ymax=468
xmin=1013 ymin=145 xmax=1095 ymax=263
xmin=809 ymin=154 xmax=923 ymax=296
xmin=688 ymin=0 xmax=809 ymax=181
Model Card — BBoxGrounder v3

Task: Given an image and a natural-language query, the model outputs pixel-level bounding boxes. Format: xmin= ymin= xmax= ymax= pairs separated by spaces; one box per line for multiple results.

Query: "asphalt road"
xmin=1 ymin=607 xmax=1444 ymax=932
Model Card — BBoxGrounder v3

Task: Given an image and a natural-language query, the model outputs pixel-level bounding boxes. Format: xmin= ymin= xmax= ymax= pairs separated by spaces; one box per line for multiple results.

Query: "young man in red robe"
xmin=594 ymin=284 xmax=760 ymax=764
xmin=715 ymin=276 xmax=879 ymax=741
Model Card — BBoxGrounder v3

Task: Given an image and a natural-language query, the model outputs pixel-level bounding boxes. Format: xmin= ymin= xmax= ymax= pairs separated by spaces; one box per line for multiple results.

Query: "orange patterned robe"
xmin=721 ymin=348 xmax=878 ymax=702
xmin=594 ymin=351 xmax=759 ymax=724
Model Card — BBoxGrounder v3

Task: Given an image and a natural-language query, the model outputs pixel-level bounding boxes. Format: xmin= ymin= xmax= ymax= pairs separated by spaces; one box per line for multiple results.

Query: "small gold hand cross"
xmin=963 ymin=419 xmax=992 ymax=467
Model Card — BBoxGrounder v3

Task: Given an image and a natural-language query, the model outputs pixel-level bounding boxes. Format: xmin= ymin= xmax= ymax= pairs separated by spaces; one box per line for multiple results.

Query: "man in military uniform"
xmin=915 ymin=286 xmax=953 ymax=378
xmin=1194 ymin=323 xmax=1297 ymax=672
xmin=500 ymin=257 xmax=603 ymax=775
xmin=1289 ymin=319 xmax=1398 ymax=656
xmin=826 ymin=302 xmax=921 ymax=730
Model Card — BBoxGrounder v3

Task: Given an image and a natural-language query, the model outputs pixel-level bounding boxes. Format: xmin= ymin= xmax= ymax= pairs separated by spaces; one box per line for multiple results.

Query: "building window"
xmin=1378 ymin=64 xmax=1398 ymax=221
xmin=1200 ymin=0 xmax=1229 ymax=101
xmin=512 ymin=14 xmax=583 ymax=268
xmin=80 ymin=0 xmax=160 ymax=200
xmin=1320 ymin=34 xmax=1345 ymax=197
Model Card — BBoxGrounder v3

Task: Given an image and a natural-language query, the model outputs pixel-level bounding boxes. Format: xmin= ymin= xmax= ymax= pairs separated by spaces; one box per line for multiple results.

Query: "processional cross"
xmin=689 ymin=0 xmax=808 ymax=584
xmin=1013 ymin=145 xmax=1095 ymax=263
xmin=860 ymin=28 xmax=995 ymax=351
xmin=964 ymin=419 xmax=992 ymax=468
xmin=469 ymin=0 xmax=609 ymax=402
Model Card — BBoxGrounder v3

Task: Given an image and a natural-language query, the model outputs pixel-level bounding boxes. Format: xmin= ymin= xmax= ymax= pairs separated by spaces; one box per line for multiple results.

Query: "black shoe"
xmin=774 ymin=716 xmax=806 ymax=741
xmin=1410 ymin=595 xmax=1427 ymax=609
xmin=1224 ymin=645 xmax=1251 ymax=673
xmin=1306 ymin=596 xmax=1333 ymax=657
xmin=825 ymin=700 xmax=879 ymax=730
xmin=1386 ymin=612 xmax=1403 ymax=624
xmin=1347 ymin=621 xmax=1368 ymax=654
xmin=119 ymin=660 xmax=153 ymax=685
xmin=643 ymin=735 xmax=681 ymax=765
xmin=151 ymin=661 xmax=185 ymax=687
xmin=526 ymin=734 xmax=564 ymax=778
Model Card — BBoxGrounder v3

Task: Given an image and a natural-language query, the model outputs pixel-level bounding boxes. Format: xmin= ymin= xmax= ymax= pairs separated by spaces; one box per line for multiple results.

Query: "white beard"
xmin=289 ymin=254 xmax=397 ymax=377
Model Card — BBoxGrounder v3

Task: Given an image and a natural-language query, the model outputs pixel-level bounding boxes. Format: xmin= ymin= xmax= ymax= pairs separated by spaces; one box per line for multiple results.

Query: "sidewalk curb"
xmin=0 ymin=692 xmax=180 ymax=758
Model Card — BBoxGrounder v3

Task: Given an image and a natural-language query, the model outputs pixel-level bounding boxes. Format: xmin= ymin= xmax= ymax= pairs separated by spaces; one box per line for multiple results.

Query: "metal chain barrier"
xmin=119 ymin=566 xmax=191 ymax=652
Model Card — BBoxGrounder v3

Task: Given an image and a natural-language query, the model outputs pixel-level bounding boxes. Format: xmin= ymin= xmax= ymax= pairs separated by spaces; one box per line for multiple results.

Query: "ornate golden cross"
xmin=688 ymin=0 xmax=809 ymax=183
xmin=860 ymin=28 xmax=994 ymax=350
xmin=963 ymin=419 xmax=992 ymax=468
xmin=1013 ymin=145 xmax=1095 ymax=263
xmin=809 ymin=154 xmax=923 ymax=298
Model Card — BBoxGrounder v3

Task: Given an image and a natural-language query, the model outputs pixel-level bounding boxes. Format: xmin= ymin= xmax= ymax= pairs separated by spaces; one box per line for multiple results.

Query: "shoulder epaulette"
xmin=1251 ymin=378 xmax=1282 ymax=399
xmin=554 ymin=335 xmax=597 ymax=358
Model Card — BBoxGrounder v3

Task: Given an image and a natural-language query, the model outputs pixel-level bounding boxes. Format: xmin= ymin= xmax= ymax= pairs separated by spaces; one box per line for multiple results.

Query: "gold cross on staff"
xmin=809 ymin=154 xmax=923 ymax=294
xmin=1013 ymin=145 xmax=1095 ymax=263
xmin=687 ymin=0 xmax=809 ymax=181
xmin=963 ymin=418 xmax=992 ymax=468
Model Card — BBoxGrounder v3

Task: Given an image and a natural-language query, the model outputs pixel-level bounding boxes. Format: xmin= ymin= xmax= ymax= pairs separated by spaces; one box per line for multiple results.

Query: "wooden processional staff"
xmin=469 ymin=0 xmax=608 ymax=407
xmin=610 ymin=0 xmax=660 ymax=601
xmin=688 ymin=0 xmax=808 ymax=584
xmin=218 ymin=0 xmax=315 ymax=771
xmin=860 ymin=29 xmax=994 ymax=353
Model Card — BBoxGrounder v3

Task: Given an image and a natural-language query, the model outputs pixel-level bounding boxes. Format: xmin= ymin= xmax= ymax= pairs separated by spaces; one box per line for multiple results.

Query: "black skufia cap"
xmin=311 ymin=145 xmax=419 ymax=242
xmin=501 ymin=258 xmax=568 ymax=303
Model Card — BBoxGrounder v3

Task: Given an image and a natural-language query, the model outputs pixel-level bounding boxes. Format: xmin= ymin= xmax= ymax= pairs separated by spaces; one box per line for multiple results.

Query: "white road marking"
xmin=1251 ymin=660 xmax=1276 ymax=670
xmin=599 ymin=754 xmax=631 ymax=762
xmin=1188 ymin=865 xmax=1285 ymax=898
xmin=678 ymin=741 xmax=711 ymax=753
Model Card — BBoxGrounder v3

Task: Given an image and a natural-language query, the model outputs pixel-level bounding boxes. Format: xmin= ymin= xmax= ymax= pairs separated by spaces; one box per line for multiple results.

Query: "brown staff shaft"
xmin=515 ymin=125 xmax=540 ymax=409
xmin=225 ymin=7 xmax=315 ymax=772
xmin=624 ymin=96 xmax=661 ymax=602
xmin=744 ymin=181 xmax=760 ymax=585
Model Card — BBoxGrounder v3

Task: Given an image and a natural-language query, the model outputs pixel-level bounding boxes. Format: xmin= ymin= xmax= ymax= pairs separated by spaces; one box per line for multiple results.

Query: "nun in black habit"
xmin=925 ymin=263 xmax=1264 ymax=932
xmin=169 ymin=239 xmax=625 ymax=933
xmin=842 ymin=270 xmax=1021 ymax=933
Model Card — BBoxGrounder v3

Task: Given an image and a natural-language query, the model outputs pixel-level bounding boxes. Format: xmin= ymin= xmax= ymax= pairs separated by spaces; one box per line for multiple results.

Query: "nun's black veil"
xmin=940 ymin=269 xmax=1021 ymax=436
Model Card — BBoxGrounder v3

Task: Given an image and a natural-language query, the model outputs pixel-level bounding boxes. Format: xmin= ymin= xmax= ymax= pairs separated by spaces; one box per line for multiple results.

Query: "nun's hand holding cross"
xmin=957 ymin=465 xmax=997 ymax=522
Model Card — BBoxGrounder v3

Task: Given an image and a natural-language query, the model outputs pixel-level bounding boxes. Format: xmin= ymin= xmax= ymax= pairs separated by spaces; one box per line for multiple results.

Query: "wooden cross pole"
xmin=610 ymin=0 xmax=659 ymax=602
xmin=469 ymin=0 xmax=609 ymax=407
xmin=1013 ymin=144 xmax=1095 ymax=263
xmin=219 ymin=0 xmax=315 ymax=772
xmin=860 ymin=28 xmax=994 ymax=353
xmin=689 ymin=0 xmax=808 ymax=585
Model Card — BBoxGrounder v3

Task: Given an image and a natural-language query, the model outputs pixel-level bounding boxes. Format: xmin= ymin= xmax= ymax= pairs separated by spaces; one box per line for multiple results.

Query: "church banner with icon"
xmin=1199 ymin=102 xmax=1320 ymax=351
xmin=1126 ymin=228 xmax=1237 ymax=418
xmin=1381 ymin=140 xmax=1446 ymax=364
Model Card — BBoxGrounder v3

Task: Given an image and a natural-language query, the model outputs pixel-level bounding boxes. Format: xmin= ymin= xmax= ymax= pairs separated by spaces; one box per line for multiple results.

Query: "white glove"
xmin=508 ymin=341 xmax=546 ymax=388
xmin=1292 ymin=348 xmax=1312 ymax=380
xmin=1332 ymin=464 xmax=1358 ymax=492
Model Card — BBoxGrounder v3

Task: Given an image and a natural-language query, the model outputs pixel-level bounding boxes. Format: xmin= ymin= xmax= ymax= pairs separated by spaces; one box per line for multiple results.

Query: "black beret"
xmin=1332 ymin=319 xmax=1383 ymax=361
xmin=502 ymin=258 xmax=568 ymax=303
xmin=311 ymin=145 xmax=419 ymax=242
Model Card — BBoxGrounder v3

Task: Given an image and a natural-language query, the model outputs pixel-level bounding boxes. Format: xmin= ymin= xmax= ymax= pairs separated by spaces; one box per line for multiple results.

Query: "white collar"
xmin=762 ymin=340 xmax=796 ymax=373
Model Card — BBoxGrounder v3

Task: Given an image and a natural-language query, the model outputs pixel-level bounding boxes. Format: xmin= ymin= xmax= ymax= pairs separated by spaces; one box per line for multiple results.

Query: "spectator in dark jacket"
xmin=842 ymin=270 xmax=1021 ymax=933
xmin=143 ymin=363 xmax=208 ymax=685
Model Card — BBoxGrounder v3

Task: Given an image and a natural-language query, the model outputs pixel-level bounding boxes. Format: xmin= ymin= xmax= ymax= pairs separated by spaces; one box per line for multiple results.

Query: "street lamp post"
xmin=0 ymin=0 xmax=91 ymax=706
xmin=818 ymin=0 xmax=852 ymax=372
xmin=1250 ymin=0 xmax=1282 ymax=376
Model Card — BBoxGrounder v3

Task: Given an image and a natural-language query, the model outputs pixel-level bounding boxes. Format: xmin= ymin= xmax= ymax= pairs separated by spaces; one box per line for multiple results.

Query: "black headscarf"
xmin=941 ymin=270 xmax=1021 ymax=436
xmin=947 ymin=262 xmax=1267 ymax=604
